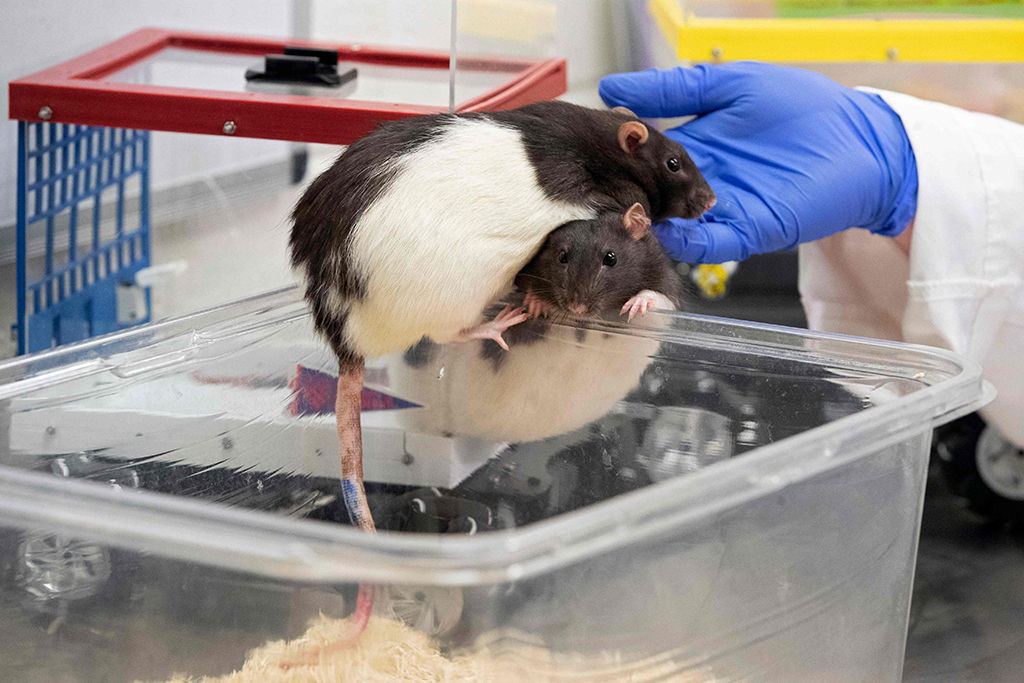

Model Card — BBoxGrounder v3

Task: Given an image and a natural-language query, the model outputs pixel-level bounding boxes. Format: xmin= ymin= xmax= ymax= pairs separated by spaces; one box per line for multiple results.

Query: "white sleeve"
xmin=799 ymin=88 xmax=1024 ymax=445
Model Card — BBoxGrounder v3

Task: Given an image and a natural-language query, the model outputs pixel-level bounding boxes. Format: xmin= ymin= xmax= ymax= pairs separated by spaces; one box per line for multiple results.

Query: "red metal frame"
xmin=9 ymin=28 xmax=568 ymax=145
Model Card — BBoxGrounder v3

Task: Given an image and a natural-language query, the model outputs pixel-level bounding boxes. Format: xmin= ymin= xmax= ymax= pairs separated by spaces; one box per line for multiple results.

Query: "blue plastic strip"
xmin=115 ymin=130 xmax=125 ymax=271
xmin=45 ymin=126 xmax=56 ymax=307
xmin=68 ymin=126 xmax=80 ymax=294
xmin=16 ymin=122 xmax=28 ymax=356
xmin=139 ymin=131 xmax=150 ymax=265
xmin=33 ymin=124 xmax=43 ymax=218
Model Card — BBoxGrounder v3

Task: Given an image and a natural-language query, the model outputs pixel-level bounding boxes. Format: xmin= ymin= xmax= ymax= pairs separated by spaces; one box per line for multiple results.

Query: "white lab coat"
xmin=799 ymin=88 xmax=1024 ymax=447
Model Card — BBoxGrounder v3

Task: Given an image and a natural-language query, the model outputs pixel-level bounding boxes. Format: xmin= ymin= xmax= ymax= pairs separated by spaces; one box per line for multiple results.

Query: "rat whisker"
xmin=516 ymin=274 xmax=559 ymax=288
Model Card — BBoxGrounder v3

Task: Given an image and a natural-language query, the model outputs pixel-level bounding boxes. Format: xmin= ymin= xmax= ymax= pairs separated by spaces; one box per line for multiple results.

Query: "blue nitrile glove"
xmin=599 ymin=62 xmax=918 ymax=264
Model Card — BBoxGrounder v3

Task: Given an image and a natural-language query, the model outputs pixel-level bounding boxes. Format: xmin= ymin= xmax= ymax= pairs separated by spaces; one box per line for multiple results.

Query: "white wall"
xmin=0 ymin=0 xmax=294 ymax=228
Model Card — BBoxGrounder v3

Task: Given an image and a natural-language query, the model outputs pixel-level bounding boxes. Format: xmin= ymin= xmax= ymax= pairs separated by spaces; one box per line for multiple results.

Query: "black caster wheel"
xmin=934 ymin=412 xmax=1024 ymax=523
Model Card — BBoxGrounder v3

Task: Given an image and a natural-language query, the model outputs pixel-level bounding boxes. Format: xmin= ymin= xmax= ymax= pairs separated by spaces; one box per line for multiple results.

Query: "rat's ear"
xmin=617 ymin=121 xmax=649 ymax=154
xmin=623 ymin=203 xmax=651 ymax=241
xmin=611 ymin=105 xmax=638 ymax=119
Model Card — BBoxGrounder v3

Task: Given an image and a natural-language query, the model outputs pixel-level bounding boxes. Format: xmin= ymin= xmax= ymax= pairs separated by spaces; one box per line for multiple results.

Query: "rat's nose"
xmin=704 ymin=195 xmax=717 ymax=212
xmin=569 ymin=303 xmax=587 ymax=315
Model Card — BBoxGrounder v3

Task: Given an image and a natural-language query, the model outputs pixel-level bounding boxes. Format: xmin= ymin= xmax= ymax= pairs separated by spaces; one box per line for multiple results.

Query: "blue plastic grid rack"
xmin=15 ymin=122 xmax=151 ymax=355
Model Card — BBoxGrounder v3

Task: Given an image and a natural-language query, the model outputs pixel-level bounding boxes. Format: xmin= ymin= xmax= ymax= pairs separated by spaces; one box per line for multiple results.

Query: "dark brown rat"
xmin=516 ymin=202 xmax=683 ymax=322
xmin=473 ymin=204 xmax=682 ymax=371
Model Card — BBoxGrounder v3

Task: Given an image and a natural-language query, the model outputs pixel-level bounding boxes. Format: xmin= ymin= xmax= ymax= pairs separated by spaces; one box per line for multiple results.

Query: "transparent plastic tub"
xmin=0 ymin=286 xmax=989 ymax=682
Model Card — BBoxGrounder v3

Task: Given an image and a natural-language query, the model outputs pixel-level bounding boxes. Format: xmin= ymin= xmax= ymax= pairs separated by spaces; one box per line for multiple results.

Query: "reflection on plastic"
xmin=638 ymin=407 xmax=732 ymax=482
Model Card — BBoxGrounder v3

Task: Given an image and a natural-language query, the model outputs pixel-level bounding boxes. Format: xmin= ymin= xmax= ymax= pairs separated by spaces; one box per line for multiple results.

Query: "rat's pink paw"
xmin=453 ymin=305 xmax=529 ymax=351
xmin=523 ymin=291 xmax=550 ymax=319
xmin=620 ymin=290 xmax=662 ymax=322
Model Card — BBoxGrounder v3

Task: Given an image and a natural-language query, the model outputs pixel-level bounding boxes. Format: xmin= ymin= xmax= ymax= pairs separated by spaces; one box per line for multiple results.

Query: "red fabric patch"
xmin=288 ymin=365 xmax=421 ymax=416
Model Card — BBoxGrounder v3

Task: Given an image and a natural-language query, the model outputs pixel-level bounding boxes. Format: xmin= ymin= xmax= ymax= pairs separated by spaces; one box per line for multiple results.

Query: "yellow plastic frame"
xmin=649 ymin=0 xmax=1024 ymax=62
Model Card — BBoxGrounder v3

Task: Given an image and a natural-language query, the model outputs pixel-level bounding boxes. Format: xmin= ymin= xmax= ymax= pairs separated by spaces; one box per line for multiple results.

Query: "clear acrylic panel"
xmin=453 ymin=0 xmax=559 ymax=110
xmin=103 ymin=45 xmax=523 ymax=108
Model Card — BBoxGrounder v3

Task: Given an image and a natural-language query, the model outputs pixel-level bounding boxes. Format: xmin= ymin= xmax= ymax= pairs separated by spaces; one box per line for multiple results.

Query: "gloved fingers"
xmin=651 ymin=217 xmax=750 ymax=264
xmin=599 ymin=65 xmax=736 ymax=119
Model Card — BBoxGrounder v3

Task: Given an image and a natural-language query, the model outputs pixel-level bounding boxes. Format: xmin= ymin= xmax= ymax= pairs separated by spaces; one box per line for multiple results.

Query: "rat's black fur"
xmin=490 ymin=101 xmax=713 ymax=220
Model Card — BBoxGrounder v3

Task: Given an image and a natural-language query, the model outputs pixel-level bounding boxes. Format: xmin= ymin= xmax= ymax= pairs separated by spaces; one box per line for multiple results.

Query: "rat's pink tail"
xmin=339 ymin=470 xmax=376 ymax=641
xmin=277 ymin=361 xmax=374 ymax=669
xmin=337 ymin=360 xmax=376 ymax=637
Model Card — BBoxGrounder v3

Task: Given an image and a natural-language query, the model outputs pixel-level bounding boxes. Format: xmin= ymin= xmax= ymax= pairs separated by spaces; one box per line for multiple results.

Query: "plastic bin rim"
xmin=0 ymin=286 xmax=991 ymax=585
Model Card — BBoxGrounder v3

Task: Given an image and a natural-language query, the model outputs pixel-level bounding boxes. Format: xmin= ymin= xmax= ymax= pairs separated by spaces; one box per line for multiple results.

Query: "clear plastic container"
xmin=0 ymin=286 xmax=989 ymax=682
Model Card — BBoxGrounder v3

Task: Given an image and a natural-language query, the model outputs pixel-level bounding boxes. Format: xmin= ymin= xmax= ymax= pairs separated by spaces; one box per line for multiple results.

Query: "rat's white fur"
xmin=377 ymin=296 xmax=675 ymax=445
xmin=344 ymin=117 xmax=596 ymax=359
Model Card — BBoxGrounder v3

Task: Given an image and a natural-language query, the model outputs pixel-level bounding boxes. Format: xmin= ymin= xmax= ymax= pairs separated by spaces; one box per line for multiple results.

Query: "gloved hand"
xmin=599 ymin=62 xmax=918 ymax=263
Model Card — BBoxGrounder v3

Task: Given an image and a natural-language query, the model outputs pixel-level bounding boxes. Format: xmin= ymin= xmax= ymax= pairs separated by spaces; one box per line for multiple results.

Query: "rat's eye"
xmin=603 ymin=251 xmax=617 ymax=267
xmin=558 ymin=250 xmax=569 ymax=264
xmin=666 ymin=157 xmax=681 ymax=172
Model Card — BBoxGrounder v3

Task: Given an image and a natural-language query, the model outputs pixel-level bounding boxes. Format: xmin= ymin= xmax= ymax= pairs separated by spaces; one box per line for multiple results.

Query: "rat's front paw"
xmin=453 ymin=305 xmax=529 ymax=351
xmin=523 ymin=291 xmax=551 ymax=319
xmin=621 ymin=290 xmax=666 ymax=322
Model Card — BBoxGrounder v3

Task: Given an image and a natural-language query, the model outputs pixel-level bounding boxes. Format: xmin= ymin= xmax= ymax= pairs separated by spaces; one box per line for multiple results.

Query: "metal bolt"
xmin=710 ymin=47 xmax=723 ymax=62
xmin=737 ymin=429 xmax=759 ymax=445
xmin=401 ymin=452 xmax=415 ymax=466
xmin=45 ymin=426 xmax=56 ymax=436
xmin=886 ymin=47 xmax=899 ymax=62
xmin=38 ymin=106 xmax=52 ymax=120
xmin=221 ymin=436 xmax=234 ymax=450
xmin=222 ymin=121 xmax=237 ymax=135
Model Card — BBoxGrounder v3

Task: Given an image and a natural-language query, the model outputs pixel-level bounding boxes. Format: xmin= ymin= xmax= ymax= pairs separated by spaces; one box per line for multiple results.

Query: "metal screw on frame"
xmin=401 ymin=434 xmax=415 ymax=466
